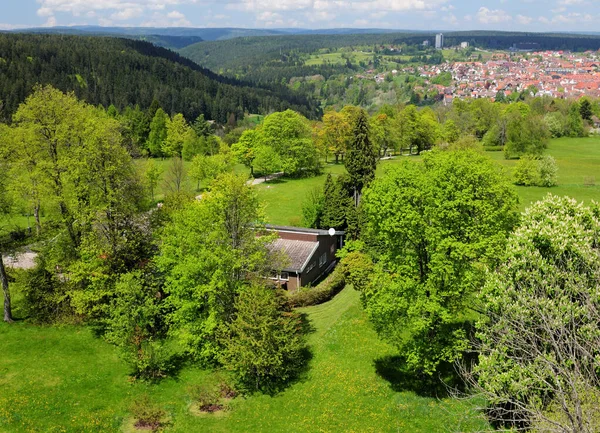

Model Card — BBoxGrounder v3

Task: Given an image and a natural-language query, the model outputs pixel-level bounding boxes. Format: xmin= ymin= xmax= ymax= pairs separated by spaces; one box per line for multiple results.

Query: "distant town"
xmin=368 ymin=34 xmax=600 ymax=103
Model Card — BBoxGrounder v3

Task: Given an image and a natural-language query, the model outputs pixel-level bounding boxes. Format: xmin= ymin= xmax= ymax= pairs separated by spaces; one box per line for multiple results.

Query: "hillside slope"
xmin=0 ymin=33 xmax=319 ymax=122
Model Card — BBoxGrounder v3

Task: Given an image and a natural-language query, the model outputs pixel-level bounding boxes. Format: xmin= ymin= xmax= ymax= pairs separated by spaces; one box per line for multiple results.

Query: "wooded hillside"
xmin=0 ymin=34 xmax=320 ymax=123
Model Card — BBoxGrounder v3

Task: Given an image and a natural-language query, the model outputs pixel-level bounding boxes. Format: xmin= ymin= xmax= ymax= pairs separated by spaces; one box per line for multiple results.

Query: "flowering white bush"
xmin=472 ymin=195 xmax=600 ymax=432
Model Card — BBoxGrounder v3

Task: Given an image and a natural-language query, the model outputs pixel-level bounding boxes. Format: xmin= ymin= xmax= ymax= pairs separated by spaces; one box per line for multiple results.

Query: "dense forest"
xmin=181 ymin=30 xmax=600 ymax=73
xmin=0 ymin=34 xmax=320 ymax=123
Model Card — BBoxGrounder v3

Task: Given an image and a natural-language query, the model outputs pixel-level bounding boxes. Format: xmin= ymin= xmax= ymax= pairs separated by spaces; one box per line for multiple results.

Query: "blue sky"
xmin=0 ymin=0 xmax=597 ymax=32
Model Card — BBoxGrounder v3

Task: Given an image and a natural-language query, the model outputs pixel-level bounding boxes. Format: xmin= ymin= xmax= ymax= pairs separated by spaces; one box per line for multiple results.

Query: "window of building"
xmin=330 ymin=244 xmax=335 ymax=255
xmin=306 ymin=262 xmax=316 ymax=273
xmin=280 ymin=272 xmax=289 ymax=281
xmin=319 ymin=253 xmax=327 ymax=268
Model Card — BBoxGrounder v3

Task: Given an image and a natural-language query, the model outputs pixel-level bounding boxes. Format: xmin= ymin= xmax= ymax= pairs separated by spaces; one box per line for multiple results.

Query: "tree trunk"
xmin=34 ymin=203 xmax=41 ymax=237
xmin=0 ymin=258 xmax=13 ymax=323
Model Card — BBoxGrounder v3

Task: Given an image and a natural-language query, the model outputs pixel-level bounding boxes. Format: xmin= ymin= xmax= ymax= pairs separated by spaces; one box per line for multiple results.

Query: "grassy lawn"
xmin=258 ymin=136 xmax=600 ymax=225
xmin=0 ymin=286 xmax=488 ymax=432
xmin=487 ymin=136 xmax=600 ymax=210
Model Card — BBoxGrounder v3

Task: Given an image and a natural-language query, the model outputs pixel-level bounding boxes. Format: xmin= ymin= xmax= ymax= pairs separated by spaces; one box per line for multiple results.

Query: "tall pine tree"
xmin=344 ymin=109 xmax=377 ymax=206
xmin=321 ymin=174 xmax=348 ymax=230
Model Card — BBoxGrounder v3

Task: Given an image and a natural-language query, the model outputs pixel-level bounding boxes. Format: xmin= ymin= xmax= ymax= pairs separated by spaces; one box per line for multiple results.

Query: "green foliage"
xmin=219 ymin=285 xmax=307 ymax=392
xmin=504 ymin=113 xmax=549 ymax=159
xmin=543 ymin=111 xmax=566 ymax=138
xmin=301 ymin=186 xmax=324 ymax=229
xmin=538 ymin=155 xmax=559 ymax=187
xmin=345 ymin=109 xmax=377 ymax=204
xmin=513 ymin=155 xmax=558 ymax=187
xmin=231 ymin=129 xmax=259 ymax=175
xmin=163 ymin=113 xmax=191 ymax=157
xmin=21 ymin=258 xmax=68 ymax=324
xmin=104 ymin=270 xmax=172 ymax=380
xmin=260 ymin=110 xmax=320 ymax=177
xmin=513 ymin=155 xmax=540 ymax=186
xmin=337 ymin=250 xmax=373 ymax=293
xmin=474 ymin=195 xmax=600 ymax=431
xmin=579 ymin=97 xmax=593 ymax=122
xmin=360 ymin=149 xmax=519 ymax=375
xmin=144 ymin=159 xmax=163 ymax=201
xmin=321 ymin=174 xmax=349 ymax=230
xmin=0 ymin=33 xmax=318 ymax=123
xmin=567 ymin=102 xmax=586 ymax=137
xmin=188 ymin=153 xmax=233 ymax=191
xmin=286 ymin=266 xmax=346 ymax=308
xmin=148 ymin=108 xmax=168 ymax=157
xmin=253 ymin=145 xmax=282 ymax=179
xmin=158 ymin=173 xmax=273 ymax=362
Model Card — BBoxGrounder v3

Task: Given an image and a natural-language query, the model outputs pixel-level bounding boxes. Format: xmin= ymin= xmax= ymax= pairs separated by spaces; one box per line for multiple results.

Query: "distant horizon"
xmin=2 ymin=0 xmax=599 ymax=34
xmin=4 ymin=24 xmax=600 ymax=37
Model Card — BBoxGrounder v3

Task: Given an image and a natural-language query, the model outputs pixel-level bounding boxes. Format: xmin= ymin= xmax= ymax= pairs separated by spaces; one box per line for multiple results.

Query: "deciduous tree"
xmin=360 ymin=149 xmax=519 ymax=375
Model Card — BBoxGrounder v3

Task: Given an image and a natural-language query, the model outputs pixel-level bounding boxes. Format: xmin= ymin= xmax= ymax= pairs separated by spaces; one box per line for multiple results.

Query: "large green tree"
xmin=158 ymin=173 xmax=275 ymax=362
xmin=360 ymin=149 xmax=519 ymax=375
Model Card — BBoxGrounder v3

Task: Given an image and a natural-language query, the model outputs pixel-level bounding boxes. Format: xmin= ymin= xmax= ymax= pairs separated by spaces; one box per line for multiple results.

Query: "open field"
xmin=0 ymin=285 xmax=487 ymax=432
xmin=489 ymin=136 xmax=600 ymax=210
xmin=6 ymin=137 xmax=599 ymax=230
xmin=256 ymin=136 xmax=600 ymax=225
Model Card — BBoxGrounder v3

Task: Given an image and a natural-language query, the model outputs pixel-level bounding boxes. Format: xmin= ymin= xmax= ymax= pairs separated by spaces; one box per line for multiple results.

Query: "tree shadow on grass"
xmin=374 ymin=355 xmax=470 ymax=398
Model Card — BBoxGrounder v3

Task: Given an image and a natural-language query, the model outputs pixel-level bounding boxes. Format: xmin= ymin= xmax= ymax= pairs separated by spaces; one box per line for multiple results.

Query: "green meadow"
xmin=0 ymin=286 xmax=488 ymax=432
xmin=1 ymin=137 xmax=597 ymax=432
xmin=256 ymin=136 xmax=600 ymax=226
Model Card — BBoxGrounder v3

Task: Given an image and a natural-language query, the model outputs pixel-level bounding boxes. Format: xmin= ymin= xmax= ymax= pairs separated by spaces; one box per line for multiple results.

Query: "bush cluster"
xmin=286 ymin=266 xmax=346 ymax=308
xmin=513 ymin=155 xmax=558 ymax=187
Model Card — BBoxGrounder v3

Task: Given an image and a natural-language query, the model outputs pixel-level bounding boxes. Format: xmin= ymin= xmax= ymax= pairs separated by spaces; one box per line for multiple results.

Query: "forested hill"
xmin=180 ymin=30 xmax=600 ymax=73
xmin=0 ymin=33 xmax=320 ymax=123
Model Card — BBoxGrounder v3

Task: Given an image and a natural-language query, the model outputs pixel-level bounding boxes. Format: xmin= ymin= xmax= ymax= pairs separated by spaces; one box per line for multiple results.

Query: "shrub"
xmin=129 ymin=394 xmax=166 ymax=431
xmin=123 ymin=341 xmax=174 ymax=381
xmin=286 ymin=266 xmax=345 ymax=308
xmin=188 ymin=376 xmax=237 ymax=412
xmin=220 ymin=285 xmax=307 ymax=393
xmin=188 ymin=383 xmax=223 ymax=412
xmin=22 ymin=258 xmax=71 ymax=324
xmin=513 ymin=155 xmax=559 ymax=187
xmin=538 ymin=155 xmax=558 ymax=187
xmin=513 ymin=155 xmax=540 ymax=186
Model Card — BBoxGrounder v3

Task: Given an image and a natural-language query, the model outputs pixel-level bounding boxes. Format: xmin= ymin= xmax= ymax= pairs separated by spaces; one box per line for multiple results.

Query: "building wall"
xmin=299 ymin=234 xmax=340 ymax=288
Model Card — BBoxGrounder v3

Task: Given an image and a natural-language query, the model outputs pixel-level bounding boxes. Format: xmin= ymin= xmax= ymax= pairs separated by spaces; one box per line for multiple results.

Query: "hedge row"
xmin=286 ymin=266 xmax=346 ymax=308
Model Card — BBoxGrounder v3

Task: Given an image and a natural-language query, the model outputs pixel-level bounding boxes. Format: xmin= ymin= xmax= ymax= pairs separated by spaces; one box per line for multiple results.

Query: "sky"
xmin=0 ymin=0 xmax=597 ymax=32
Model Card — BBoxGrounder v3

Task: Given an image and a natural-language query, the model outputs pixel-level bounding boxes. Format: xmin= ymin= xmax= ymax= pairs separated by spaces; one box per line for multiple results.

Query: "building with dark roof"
xmin=265 ymin=225 xmax=345 ymax=291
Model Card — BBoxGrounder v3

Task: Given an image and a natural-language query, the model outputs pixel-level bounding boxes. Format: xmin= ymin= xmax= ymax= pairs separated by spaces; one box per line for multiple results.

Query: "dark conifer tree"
xmin=344 ymin=109 xmax=377 ymax=206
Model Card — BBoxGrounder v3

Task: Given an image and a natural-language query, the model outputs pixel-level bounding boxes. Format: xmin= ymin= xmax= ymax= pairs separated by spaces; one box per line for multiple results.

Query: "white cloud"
xmin=516 ymin=14 xmax=533 ymax=24
xmin=141 ymin=10 xmax=191 ymax=26
xmin=370 ymin=11 xmax=388 ymax=19
xmin=476 ymin=6 xmax=512 ymax=24
xmin=36 ymin=0 xmax=198 ymax=27
xmin=111 ymin=7 xmax=143 ymax=20
xmin=44 ymin=16 xmax=58 ymax=27
xmin=443 ymin=13 xmax=458 ymax=25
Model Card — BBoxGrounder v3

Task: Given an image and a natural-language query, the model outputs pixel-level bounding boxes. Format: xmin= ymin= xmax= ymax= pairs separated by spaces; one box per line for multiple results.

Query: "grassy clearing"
xmin=257 ymin=136 xmax=600 ymax=225
xmin=0 ymin=286 xmax=488 ymax=432
xmin=488 ymin=136 xmax=600 ymax=210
